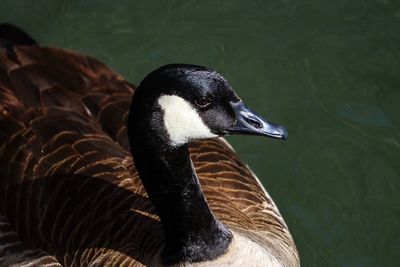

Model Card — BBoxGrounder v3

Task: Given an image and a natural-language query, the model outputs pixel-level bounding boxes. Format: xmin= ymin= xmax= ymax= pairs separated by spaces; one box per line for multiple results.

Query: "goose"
xmin=0 ymin=24 xmax=299 ymax=267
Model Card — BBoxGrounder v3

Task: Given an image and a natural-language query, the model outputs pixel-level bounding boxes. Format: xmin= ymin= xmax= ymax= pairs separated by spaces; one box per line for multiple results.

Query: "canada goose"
xmin=0 ymin=24 xmax=299 ymax=267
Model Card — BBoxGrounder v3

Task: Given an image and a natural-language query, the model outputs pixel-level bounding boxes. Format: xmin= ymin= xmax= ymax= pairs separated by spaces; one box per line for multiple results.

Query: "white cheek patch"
xmin=158 ymin=95 xmax=217 ymax=147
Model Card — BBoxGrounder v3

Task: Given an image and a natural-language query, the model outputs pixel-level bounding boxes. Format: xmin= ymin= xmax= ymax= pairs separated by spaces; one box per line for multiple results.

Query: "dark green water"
xmin=1 ymin=1 xmax=399 ymax=266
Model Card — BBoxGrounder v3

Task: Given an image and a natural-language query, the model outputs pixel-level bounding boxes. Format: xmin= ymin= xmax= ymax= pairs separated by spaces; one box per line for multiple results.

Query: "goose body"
xmin=0 ymin=24 xmax=299 ymax=266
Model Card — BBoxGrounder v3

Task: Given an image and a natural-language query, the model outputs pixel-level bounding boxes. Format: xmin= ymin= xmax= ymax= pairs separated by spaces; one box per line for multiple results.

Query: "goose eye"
xmin=194 ymin=97 xmax=212 ymax=109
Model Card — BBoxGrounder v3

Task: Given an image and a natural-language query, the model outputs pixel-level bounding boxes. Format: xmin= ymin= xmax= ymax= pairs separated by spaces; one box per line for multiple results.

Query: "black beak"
xmin=226 ymin=102 xmax=288 ymax=140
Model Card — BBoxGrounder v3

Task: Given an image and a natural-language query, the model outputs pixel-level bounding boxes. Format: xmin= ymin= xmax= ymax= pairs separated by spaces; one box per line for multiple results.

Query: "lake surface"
xmin=1 ymin=0 xmax=399 ymax=266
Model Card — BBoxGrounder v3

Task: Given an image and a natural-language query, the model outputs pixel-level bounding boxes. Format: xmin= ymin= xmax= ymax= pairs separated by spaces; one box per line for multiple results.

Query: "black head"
xmin=129 ymin=64 xmax=287 ymax=149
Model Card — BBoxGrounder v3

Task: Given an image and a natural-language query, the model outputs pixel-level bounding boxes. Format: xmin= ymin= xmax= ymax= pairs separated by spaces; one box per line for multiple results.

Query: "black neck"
xmin=128 ymin=98 xmax=232 ymax=263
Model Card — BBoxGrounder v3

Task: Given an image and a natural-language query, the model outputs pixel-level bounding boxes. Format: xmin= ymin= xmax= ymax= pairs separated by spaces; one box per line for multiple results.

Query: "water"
xmin=1 ymin=0 xmax=399 ymax=266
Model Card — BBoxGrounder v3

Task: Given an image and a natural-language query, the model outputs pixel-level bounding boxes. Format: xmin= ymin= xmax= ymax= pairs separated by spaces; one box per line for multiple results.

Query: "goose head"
xmin=127 ymin=64 xmax=289 ymax=263
xmin=129 ymin=64 xmax=287 ymax=150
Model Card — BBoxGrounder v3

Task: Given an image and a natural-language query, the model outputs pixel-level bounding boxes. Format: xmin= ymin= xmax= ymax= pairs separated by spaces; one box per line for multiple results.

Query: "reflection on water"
xmin=336 ymin=102 xmax=391 ymax=127
xmin=1 ymin=0 xmax=399 ymax=266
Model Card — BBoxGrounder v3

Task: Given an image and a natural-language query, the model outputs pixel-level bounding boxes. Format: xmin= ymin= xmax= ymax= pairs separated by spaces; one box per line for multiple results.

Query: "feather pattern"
xmin=0 ymin=45 xmax=299 ymax=266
